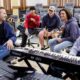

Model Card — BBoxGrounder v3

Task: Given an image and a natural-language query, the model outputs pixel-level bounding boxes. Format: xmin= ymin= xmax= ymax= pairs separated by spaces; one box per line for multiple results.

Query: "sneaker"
xmin=21 ymin=44 xmax=26 ymax=47
xmin=41 ymin=46 xmax=49 ymax=50
xmin=41 ymin=47 xmax=46 ymax=50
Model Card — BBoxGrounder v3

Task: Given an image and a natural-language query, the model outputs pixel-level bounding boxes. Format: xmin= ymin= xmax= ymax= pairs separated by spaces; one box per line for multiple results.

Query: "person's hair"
xmin=30 ymin=7 xmax=36 ymax=11
xmin=0 ymin=7 xmax=5 ymax=13
xmin=0 ymin=7 xmax=5 ymax=10
xmin=59 ymin=8 xmax=72 ymax=20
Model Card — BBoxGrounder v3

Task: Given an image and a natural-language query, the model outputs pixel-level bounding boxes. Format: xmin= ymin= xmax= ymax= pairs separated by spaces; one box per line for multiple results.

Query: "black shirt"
xmin=0 ymin=22 xmax=7 ymax=45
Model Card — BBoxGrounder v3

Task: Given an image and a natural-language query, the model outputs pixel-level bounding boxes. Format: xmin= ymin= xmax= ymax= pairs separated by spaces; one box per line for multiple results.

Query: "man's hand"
xmin=30 ymin=18 xmax=36 ymax=22
xmin=56 ymin=38 xmax=62 ymax=43
xmin=25 ymin=29 xmax=29 ymax=35
xmin=6 ymin=39 xmax=14 ymax=50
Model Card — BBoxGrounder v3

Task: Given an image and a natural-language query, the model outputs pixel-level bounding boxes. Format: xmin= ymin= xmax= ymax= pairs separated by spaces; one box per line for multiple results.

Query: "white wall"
xmin=0 ymin=0 xmax=4 ymax=7
xmin=11 ymin=0 xmax=20 ymax=8
xmin=26 ymin=0 xmax=48 ymax=6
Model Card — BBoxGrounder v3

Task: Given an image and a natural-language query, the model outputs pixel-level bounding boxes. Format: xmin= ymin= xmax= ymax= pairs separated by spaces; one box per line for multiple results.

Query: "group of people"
xmin=0 ymin=6 xmax=80 ymax=60
xmin=21 ymin=6 xmax=61 ymax=49
xmin=20 ymin=6 xmax=80 ymax=56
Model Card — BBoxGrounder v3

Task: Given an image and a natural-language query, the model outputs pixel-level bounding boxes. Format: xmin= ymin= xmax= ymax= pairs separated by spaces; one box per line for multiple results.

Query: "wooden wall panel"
xmin=78 ymin=0 xmax=80 ymax=7
xmin=23 ymin=0 xmax=26 ymax=9
xmin=2 ymin=0 xmax=80 ymax=14
xmin=3 ymin=0 xmax=11 ymax=14
xmin=20 ymin=0 xmax=26 ymax=10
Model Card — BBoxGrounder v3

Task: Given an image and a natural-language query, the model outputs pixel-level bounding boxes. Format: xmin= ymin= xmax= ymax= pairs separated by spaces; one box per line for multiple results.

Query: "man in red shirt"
xmin=21 ymin=7 xmax=40 ymax=47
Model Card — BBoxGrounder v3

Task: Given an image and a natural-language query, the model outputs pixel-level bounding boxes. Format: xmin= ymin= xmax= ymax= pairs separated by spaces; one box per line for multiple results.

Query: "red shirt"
xmin=24 ymin=13 xmax=40 ymax=29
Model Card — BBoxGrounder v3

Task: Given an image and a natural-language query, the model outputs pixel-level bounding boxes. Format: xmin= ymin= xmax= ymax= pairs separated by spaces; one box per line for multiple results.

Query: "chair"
xmin=17 ymin=25 xmax=39 ymax=48
xmin=74 ymin=8 xmax=80 ymax=25
xmin=39 ymin=9 xmax=47 ymax=20
xmin=26 ymin=34 xmax=39 ymax=48
xmin=19 ymin=10 xmax=26 ymax=22
xmin=49 ymin=3 xmax=57 ymax=8
xmin=35 ymin=3 xmax=43 ymax=14
xmin=26 ymin=8 xmax=30 ymax=14
xmin=35 ymin=3 xmax=43 ymax=10
xmin=64 ymin=3 xmax=74 ymax=15
xmin=56 ymin=8 xmax=62 ymax=14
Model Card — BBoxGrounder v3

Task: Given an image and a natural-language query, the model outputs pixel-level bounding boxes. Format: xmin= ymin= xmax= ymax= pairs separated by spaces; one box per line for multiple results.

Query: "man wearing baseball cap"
xmin=39 ymin=6 xmax=61 ymax=50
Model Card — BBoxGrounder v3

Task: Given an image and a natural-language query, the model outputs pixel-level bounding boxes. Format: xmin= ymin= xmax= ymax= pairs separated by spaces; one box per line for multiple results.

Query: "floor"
xmin=11 ymin=32 xmax=71 ymax=80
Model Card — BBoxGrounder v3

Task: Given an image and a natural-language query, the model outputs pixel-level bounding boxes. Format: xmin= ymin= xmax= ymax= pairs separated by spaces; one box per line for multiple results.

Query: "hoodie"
xmin=61 ymin=17 xmax=80 ymax=42
xmin=24 ymin=13 xmax=40 ymax=29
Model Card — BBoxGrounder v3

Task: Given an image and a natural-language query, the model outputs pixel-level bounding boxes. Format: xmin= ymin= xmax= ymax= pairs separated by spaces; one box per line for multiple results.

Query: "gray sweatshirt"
xmin=62 ymin=17 xmax=80 ymax=42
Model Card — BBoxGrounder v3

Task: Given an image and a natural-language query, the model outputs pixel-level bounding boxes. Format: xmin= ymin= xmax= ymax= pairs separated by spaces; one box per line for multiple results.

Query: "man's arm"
xmin=7 ymin=25 xmax=16 ymax=44
xmin=34 ymin=15 xmax=40 ymax=27
xmin=62 ymin=23 xmax=79 ymax=42
xmin=24 ymin=15 xmax=29 ymax=29
xmin=41 ymin=16 xmax=46 ymax=28
xmin=56 ymin=17 xmax=61 ymax=29
xmin=5 ymin=23 xmax=16 ymax=49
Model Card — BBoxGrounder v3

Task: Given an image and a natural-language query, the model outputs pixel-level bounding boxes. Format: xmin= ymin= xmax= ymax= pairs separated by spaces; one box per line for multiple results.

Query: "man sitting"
xmin=48 ymin=8 xmax=80 ymax=53
xmin=0 ymin=7 xmax=16 ymax=59
xmin=21 ymin=7 xmax=40 ymax=47
xmin=38 ymin=6 xmax=61 ymax=50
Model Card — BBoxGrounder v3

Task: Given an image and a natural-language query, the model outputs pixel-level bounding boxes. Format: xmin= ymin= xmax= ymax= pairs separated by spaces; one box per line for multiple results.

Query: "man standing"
xmin=38 ymin=6 xmax=61 ymax=50
xmin=21 ymin=7 xmax=40 ymax=47
xmin=0 ymin=7 xmax=16 ymax=59
xmin=48 ymin=8 xmax=80 ymax=53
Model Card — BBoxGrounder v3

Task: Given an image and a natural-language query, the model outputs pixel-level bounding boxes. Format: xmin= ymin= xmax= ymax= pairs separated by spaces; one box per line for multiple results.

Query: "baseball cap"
xmin=49 ymin=6 xmax=56 ymax=11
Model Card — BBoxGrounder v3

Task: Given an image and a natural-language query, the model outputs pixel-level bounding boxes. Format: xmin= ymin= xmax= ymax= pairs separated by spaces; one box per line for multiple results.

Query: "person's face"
xmin=30 ymin=10 xmax=36 ymax=16
xmin=59 ymin=11 xmax=67 ymax=21
xmin=48 ymin=9 xmax=55 ymax=17
xmin=0 ymin=9 xmax=7 ymax=21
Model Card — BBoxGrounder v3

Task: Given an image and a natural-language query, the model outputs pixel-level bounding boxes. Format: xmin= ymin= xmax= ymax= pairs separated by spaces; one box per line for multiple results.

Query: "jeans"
xmin=0 ymin=44 xmax=10 ymax=59
xmin=48 ymin=38 xmax=73 ymax=53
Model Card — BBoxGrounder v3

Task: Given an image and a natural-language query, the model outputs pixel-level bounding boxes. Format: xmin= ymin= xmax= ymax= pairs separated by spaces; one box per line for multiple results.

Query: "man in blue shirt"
xmin=0 ymin=7 xmax=16 ymax=59
xmin=39 ymin=6 xmax=61 ymax=50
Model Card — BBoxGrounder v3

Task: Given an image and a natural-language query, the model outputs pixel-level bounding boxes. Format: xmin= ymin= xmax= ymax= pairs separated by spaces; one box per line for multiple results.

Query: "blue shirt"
xmin=0 ymin=21 xmax=16 ymax=45
xmin=41 ymin=14 xmax=61 ymax=31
